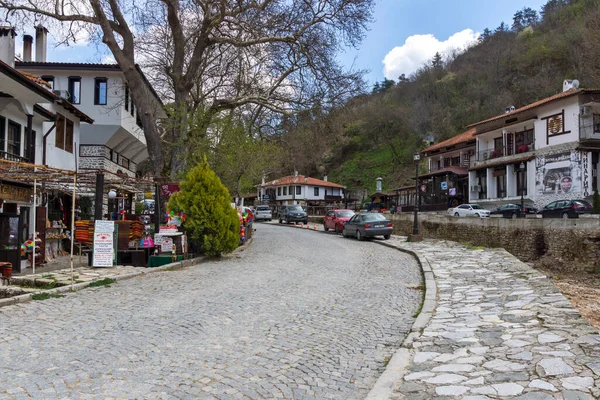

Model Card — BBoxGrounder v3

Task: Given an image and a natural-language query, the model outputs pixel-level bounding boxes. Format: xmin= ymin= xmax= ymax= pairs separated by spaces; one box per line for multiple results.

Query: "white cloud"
xmin=382 ymin=29 xmax=479 ymax=80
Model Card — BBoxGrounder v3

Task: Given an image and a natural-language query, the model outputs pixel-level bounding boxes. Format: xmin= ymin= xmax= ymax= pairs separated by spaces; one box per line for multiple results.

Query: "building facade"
xmin=468 ymin=81 xmax=600 ymax=209
xmin=258 ymin=174 xmax=345 ymax=206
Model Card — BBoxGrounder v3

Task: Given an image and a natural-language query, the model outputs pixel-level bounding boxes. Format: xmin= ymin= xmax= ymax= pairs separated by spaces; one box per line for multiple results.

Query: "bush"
xmin=594 ymin=189 xmax=600 ymax=214
xmin=168 ymin=159 xmax=240 ymax=257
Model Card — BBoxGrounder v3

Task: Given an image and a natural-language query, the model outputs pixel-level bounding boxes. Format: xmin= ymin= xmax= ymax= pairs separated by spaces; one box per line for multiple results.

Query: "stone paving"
xmin=381 ymin=237 xmax=600 ymax=400
xmin=0 ymin=223 xmax=422 ymax=399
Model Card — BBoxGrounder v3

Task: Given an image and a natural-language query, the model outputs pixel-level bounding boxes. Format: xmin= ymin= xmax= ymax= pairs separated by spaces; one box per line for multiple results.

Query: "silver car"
xmin=254 ymin=205 xmax=272 ymax=221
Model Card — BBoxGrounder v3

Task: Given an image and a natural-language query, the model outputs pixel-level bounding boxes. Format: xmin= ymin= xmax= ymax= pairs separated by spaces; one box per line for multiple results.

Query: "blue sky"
xmin=23 ymin=0 xmax=549 ymax=87
xmin=341 ymin=0 xmax=549 ymax=85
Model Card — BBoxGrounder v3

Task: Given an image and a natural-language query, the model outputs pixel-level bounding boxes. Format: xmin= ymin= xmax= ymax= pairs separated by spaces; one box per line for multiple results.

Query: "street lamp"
xmin=519 ymin=161 xmax=525 ymax=217
xmin=408 ymin=152 xmax=422 ymax=242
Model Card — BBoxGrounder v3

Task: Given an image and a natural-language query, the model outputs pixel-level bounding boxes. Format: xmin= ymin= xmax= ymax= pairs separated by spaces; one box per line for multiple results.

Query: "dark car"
xmin=342 ymin=213 xmax=393 ymax=241
xmin=324 ymin=209 xmax=355 ymax=233
xmin=279 ymin=205 xmax=308 ymax=224
xmin=490 ymin=203 xmax=538 ymax=219
xmin=539 ymin=199 xmax=593 ymax=219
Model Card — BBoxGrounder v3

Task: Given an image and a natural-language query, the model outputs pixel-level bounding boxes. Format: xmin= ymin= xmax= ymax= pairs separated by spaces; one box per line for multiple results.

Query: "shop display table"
xmin=147 ymin=254 xmax=193 ymax=268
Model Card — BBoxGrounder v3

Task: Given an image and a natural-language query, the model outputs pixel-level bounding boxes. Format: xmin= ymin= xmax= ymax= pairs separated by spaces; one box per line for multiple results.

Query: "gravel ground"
xmin=0 ymin=223 xmax=422 ymax=399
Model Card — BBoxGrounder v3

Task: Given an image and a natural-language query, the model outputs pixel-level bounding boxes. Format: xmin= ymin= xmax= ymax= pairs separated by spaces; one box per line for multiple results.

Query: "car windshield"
xmin=336 ymin=211 xmax=354 ymax=218
xmin=289 ymin=206 xmax=303 ymax=211
xmin=362 ymin=213 xmax=387 ymax=222
xmin=257 ymin=206 xmax=270 ymax=211
xmin=471 ymin=205 xmax=485 ymax=210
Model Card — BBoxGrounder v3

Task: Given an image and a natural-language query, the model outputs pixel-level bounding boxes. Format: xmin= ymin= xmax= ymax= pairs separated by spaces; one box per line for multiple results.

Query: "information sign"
xmin=93 ymin=220 xmax=115 ymax=267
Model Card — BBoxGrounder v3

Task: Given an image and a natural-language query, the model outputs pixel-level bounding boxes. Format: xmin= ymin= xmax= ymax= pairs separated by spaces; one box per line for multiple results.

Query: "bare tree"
xmin=1 ymin=0 xmax=373 ymax=177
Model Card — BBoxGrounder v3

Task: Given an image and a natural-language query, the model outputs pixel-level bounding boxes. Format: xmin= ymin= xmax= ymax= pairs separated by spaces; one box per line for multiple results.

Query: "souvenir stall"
xmin=147 ymin=211 xmax=191 ymax=267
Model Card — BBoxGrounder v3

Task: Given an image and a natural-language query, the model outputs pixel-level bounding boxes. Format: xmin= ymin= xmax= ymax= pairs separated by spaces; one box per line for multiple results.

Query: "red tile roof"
xmin=421 ymin=128 xmax=476 ymax=154
xmin=467 ymin=89 xmax=600 ymax=128
xmin=21 ymin=71 xmax=52 ymax=88
xmin=261 ymin=175 xmax=345 ymax=189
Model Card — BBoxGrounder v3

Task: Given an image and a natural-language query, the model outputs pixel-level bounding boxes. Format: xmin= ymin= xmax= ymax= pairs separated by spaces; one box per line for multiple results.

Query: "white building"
xmin=258 ymin=174 xmax=345 ymax=206
xmin=468 ymin=80 xmax=600 ymax=209
xmin=0 ymin=26 xmax=93 ymax=271
xmin=15 ymin=26 xmax=166 ymax=178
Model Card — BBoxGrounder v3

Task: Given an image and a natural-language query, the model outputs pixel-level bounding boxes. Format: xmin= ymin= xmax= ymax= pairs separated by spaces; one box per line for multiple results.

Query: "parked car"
xmin=254 ymin=205 xmax=272 ymax=221
xmin=490 ymin=203 xmax=538 ymax=219
xmin=539 ymin=199 xmax=593 ymax=219
xmin=342 ymin=213 xmax=393 ymax=241
xmin=323 ymin=209 xmax=355 ymax=233
xmin=448 ymin=204 xmax=490 ymax=218
xmin=279 ymin=205 xmax=308 ymax=224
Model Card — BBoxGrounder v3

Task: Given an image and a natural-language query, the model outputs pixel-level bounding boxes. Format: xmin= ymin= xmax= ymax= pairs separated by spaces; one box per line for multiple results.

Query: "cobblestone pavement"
xmin=0 ymin=223 xmax=422 ymax=399
xmin=382 ymin=237 xmax=600 ymax=400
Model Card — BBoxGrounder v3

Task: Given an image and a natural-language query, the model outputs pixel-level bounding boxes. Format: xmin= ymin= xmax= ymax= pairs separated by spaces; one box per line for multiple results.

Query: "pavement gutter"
xmin=266 ymin=221 xmax=437 ymax=400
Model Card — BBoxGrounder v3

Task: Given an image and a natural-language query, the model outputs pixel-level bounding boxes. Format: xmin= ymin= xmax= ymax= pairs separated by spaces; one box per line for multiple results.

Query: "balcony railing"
xmin=0 ymin=151 xmax=29 ymax=163
xmin=477 ymin=143 xmax=534 ymax=161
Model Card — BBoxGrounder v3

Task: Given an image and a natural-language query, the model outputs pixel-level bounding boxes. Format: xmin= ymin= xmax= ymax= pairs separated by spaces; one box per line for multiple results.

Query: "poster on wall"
xmin=535 ymin=151 xmax=582 ymax=195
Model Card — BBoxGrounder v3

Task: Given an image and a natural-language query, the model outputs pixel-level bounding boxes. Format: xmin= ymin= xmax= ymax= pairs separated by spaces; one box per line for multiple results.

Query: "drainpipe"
xmin=42 ymin=123 xmax=56 ymax=166
xmin=25 ymin=114 xmax=33 ymax=162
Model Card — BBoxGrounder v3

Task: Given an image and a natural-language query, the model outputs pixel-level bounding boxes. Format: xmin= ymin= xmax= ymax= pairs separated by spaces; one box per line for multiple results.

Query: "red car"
xmin=323 ymin=209 xmax=355 ymax=233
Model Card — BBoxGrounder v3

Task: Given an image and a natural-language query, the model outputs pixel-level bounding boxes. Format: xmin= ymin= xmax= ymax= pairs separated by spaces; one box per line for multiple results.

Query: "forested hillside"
xmin=274 ymin=0 xmax=600 ymax=195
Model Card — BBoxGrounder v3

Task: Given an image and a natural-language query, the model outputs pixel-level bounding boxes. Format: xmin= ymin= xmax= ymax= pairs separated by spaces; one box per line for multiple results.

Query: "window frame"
xmin=543 ymin=109 xmax=570 ymax=144
xmin=68 ymin=76 xmax=81 ymax=104
xmin=277 ymin=187 xmax=281 ymax=196
xmin=0 ymin=116 xmax=5 ymax=152
xmin=7 ymin=120 xmax=21 ymax=157
xmin=54 ymin=114 xmax=74 ymax=153
xmin=283 ymin=186 xmax=287 ymax=196
xmin=296 ymin=186 xmax=301 ymax=195
xmin=94 ymin=77 xmax=108 ymax=105
xmin=314 ymin=187 xmax=319 ymax=196
xmin=41 ymin=75 xmax=54 ymax=91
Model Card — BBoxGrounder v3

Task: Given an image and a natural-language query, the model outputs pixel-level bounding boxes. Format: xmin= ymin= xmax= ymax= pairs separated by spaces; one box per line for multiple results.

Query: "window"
xmin=41 ymin=75 xmax=54 ymax=91
xmin=288 ymin=185 xmax=293 ymax=195
xmin=55 ymin=114 xmax=74 ymax=153
xmin=494 ymin=137 xmax=503 ymax=152
xmin=0 ymin=116 xmax=5 ymax=152
xmin=277 ymin=187 xmax=281 ymax=196
xmin=296 ymin=186 xmax=301 ymax=195
xmin=94 ymin=77 xmax=108 ymax=105
xmin=516 ymin=163 xmax=527 ymax=196
xmin=7 ymin=120 xmax=21 ymax=156
xmin=124 ymin=85 xmax=129 ymax=111
xmin=496 ymin=174 xmax=506 ymax=198
xmin=283 ymin=186 xmax=287 ymax=196
xmin=68 ymin=77 xmax=81 ymax=104
xmin=543 ymin=110 xmax=570 ymax=144
xmin=476 ymin=169 xmax=487 ymax=200
xmin=314 ymin=187 xmax=319 ymax=196
xmin=594 ymin=114 xmax=600 ymax=133
xmin=515 ymin=129 xmax=534 ymax=153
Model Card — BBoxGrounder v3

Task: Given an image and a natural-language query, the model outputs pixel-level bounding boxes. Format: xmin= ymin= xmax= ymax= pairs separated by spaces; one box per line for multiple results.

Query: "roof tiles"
xmin=261 ymin=175 xmax=345 ymax=189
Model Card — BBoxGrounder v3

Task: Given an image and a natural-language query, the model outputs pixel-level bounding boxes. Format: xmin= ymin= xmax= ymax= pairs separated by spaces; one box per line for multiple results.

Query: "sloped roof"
xmin=20 ymin=71 xmax=51 ymax=88
xmin=261 ymin=175 xmax=345 ymax=189
xmin=421 ymin=128 xmax=476 ymax=154
xmin=467 ymin=89 xmax=600 ymax=128
xmin=419 ymin=166 xmax=468 ymax=178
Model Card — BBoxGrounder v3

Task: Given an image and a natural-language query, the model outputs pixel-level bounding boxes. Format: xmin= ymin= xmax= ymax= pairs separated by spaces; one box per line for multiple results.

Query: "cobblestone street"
xmin=0 ymin=223 xmax=422 ymax=399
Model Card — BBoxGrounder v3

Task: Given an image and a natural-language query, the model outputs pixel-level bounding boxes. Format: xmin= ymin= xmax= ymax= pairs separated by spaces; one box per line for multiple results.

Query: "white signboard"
xmin=161 ymin=237 xmax=173 ymax=253
xmin=93 ymin=220 xmax=115 ymax=267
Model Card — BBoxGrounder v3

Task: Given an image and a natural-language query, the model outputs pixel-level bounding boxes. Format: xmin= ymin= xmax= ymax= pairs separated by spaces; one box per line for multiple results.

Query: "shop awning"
xmin=419 ymin=166 xmax=468 ymax=179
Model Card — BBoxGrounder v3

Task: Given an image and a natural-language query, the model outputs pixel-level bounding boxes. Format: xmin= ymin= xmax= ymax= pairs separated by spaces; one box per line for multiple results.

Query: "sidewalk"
xmin=267 ymin=222 xmax=600 ymax=398
xmin=383 ymin=237 xmax=600 ymax=400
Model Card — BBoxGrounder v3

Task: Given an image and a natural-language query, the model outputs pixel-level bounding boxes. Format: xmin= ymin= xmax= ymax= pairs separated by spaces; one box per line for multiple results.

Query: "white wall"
xmin=271 ymin=184 xmax=345 ymax=201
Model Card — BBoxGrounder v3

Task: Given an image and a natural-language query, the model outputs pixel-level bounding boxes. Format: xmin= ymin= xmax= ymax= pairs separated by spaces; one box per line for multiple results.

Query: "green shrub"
xmin=168 ymin=159 xmax=240 ymax=257
xmin=593 ymin=189 xmax=600 ymax=214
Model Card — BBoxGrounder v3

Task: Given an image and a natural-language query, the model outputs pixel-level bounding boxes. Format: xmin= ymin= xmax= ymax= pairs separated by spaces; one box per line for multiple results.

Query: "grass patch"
xmin=88 ymin=278 xmax=116 ymax=287
xmin=31 ymin=292 xmax=65 ymax=301
xmin=462 ymin=242 xmax=486 ymax=251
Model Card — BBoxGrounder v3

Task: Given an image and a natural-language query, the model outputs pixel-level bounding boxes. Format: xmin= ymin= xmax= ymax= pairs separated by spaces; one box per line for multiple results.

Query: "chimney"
xmin=563 ymin=79 xmax=580 ymax=92
xmin=294 ymin=170 xmax=298 ymax=177
xmin=261 ymin=175 xmax=265 ymax=185
xmin=0 ymin=26 xmax=16 ymax=68
xmin=23 ymin=34 xmax=32 ymax=62
xmin=324 ymin=175 xmax=328 ymax=182
xmin=376 ymin=177 xmax=382 ymax=192
xmin=35 ymin=24 xmax=48 ymax=62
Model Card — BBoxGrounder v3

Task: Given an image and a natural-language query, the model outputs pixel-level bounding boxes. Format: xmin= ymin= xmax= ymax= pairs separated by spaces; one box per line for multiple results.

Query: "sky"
xmin=17 ymin=0 xmax=549 ymax=87
xmin=340 ymin=0 xmax=549 ymax=85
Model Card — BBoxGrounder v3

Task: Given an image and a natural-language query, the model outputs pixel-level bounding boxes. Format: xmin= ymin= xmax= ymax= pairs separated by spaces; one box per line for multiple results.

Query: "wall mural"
xmin=535 ymin=151 xmax=583 ymax=195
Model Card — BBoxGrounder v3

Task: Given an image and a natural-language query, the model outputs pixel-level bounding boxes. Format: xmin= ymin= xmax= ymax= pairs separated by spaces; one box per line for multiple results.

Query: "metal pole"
xmin=413 ymin=160 xmax=419 ymax=235
xmin=70 ymin=173 xmax=76 ymax=289
xmin=520 ymin=169 xmax=525 ymax=217
xmin=32 ymin=177 xmax=36 ymax=275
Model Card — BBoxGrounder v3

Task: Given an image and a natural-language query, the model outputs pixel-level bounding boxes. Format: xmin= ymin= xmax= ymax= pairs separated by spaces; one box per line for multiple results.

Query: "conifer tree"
xmin=168 ymin=159 xmax=240 ymax=257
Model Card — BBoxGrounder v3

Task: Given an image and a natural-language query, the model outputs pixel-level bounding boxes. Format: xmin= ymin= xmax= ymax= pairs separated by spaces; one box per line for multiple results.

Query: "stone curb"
xmin=263 ymin=221 xmax=438 ymax=400
xmin=0 ymin=256 xmax=206 ymax=309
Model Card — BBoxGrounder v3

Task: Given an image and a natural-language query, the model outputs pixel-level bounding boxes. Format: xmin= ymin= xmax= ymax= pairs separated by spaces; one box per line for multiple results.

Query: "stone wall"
xmin=391 ymin=213 xmax=600 ymax=272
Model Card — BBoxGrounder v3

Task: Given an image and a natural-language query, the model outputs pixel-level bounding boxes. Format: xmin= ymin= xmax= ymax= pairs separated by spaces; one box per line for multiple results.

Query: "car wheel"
xmin=324 ymin=224 xmax=329 ymax=232
xmin=342 ymin=228 xmax=348 ymax=238
xmin=454 ymin=212 xmax=459 ymax=217
xmin=475 ymin=213 xmax=480 ymax=218
xmin=356 ymin=230 xmax=364 ymax=241
xmin=279 ymin=218 xmax=282 ymax=224
xmin=511 ymin=213 xmax=518 ymax=219
xmin=562 ymin=212 xmax=569 ymax=219
xmin=384 ymin=234 xmax=390 ymax=240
